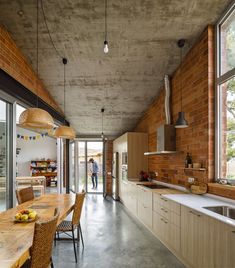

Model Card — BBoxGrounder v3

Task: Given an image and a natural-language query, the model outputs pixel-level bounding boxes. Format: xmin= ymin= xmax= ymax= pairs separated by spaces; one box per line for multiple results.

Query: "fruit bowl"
xmin=14 ymin=209 xmax=37 ymax=223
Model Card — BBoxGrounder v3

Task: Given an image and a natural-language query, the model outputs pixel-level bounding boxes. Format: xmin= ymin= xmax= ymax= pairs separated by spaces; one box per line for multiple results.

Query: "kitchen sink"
xmin=203 ymin=206 xmax=235 ymax=220
xmin=139 ymin=184 xmax=169 ymax=189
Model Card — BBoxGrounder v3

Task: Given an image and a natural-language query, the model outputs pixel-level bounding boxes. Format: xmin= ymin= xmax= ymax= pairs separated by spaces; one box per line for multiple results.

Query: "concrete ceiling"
xmin=0 ymin=0 xmax=231 ymax=137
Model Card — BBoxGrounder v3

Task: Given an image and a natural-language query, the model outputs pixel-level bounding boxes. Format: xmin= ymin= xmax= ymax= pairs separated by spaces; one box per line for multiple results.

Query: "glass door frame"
xmin=0 ymin=90 xmax=16 ymax=209
xmin=72 ymin=139 xmax=105 ymax=194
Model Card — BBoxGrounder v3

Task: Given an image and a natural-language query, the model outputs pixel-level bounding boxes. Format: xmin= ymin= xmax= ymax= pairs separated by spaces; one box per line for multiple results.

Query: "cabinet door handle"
xmin=190 ymin=210 xmax=201 ymax=217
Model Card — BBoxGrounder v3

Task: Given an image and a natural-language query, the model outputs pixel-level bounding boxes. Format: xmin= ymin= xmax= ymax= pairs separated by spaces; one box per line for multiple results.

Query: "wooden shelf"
xmin=32 ymin=172 xmax=57 ymax=177
xmin=184 ymin=168 xmax=206 ymax=171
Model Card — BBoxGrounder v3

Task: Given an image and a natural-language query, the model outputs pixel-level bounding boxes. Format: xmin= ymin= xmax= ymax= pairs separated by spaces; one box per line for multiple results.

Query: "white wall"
xmin=16 ymin=127 xmax=57 ymax=176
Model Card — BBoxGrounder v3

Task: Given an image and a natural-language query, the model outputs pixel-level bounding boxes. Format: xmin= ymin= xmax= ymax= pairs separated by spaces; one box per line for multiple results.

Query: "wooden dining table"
xmin=0 ymin=193 xmax=76 ymax=268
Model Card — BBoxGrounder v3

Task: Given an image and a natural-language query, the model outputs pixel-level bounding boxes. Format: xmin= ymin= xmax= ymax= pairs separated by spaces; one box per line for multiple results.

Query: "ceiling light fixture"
xmin=19 ymin=0 xmax=54 ymax=130
xmin=101 ymin=108 xmax=105 ymax=139
xmin=175 ymin=39 xmax=189 ymax=129
xmin=103 ymin=0 xmax=109 ymax=54
xmin=55 ymin=58 xmax=76 ymax=139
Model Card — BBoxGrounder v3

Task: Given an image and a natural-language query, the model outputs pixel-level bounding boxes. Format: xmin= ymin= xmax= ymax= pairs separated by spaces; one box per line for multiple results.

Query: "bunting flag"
xmin=16 ymin=127 xmax=57 ymax=141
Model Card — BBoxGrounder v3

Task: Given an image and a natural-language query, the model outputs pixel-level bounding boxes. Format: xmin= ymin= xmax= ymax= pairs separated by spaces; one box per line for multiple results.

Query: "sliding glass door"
xmin=70 ymin=140 xmax=104 ymax=194
xmin=87 ymin=141 xmax=103 ymax=193
xmin=0 ymin=98 xmax=13 ymax=211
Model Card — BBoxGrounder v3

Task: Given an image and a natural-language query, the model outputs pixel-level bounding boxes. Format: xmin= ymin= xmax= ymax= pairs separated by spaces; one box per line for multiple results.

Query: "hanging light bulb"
xmin=103 ymin=0 xmax=109 ymax=54
xmin=104 ymin=40 xmax=109 ymax=54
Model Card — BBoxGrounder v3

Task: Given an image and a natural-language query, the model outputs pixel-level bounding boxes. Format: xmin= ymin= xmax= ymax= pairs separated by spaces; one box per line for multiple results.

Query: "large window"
xmin=216 ymin=3 xmax=235 ymax=181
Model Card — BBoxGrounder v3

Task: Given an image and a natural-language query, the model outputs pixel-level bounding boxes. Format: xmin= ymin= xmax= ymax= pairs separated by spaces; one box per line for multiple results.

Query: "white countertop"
xmin=163 ymin=193 xmax=235 ymax=228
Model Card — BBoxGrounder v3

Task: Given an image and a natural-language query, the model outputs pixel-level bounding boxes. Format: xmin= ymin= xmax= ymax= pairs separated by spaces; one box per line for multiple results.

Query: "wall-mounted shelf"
xmin=144 ymin=151 xmax=183 ymax=156
xmin=184 ymin=168 xmax=206 ymax=172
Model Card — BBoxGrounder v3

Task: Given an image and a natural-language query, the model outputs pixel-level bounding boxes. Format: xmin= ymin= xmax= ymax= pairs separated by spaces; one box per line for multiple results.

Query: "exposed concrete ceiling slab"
xmin=0 ymin=0 xmax=231 ymax=137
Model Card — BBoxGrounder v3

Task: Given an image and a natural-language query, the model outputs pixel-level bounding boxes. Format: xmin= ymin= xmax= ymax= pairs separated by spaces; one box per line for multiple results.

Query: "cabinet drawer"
xmin=170 ymin=201 xmax=181 ymax=215
xmin=155 ymin=205 xmax=170 ymax=220
xmin=153 ymin=193 xmax=170 ymax=209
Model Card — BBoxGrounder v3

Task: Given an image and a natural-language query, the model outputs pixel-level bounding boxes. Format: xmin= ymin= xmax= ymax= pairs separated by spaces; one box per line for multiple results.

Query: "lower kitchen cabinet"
xmin=121 ymin=183 xmax=235 ymax=268
xmin=181 ymin=205 xmax=235 ymax=268
xmin=137 ymin=187 xmax=152 ymax=229
xmin=153 ymin=193 xmax=181 ymax=253
xmin=181 ymin=205 xmax=205 ymax=268
xmin=226 ymin=223 xmax=235 ymax=268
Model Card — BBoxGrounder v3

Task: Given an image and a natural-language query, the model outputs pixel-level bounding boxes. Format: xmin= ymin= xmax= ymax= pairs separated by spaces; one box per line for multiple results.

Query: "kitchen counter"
xmin=163 ymin=193 xmax=235 ymax=227
xmin=129 ymin=180 xmax=185 ymax=194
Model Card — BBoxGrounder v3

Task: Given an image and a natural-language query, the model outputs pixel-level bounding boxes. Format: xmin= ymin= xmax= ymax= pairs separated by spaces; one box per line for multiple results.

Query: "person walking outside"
xmin=89 ymin=158 xmax=99 ymax=189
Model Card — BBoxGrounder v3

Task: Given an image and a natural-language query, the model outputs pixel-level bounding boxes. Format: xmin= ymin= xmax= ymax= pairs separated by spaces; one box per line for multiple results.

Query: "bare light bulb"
xmin=104 ymin=40 xmax=109 ymax=53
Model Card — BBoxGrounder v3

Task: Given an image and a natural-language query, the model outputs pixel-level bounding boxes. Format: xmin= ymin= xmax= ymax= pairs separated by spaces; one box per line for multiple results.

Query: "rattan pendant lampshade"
xmin=18 ymin=0 xmax=54 ymax=130
xmin=19 ymin=108 xmax=54 ymax=129
xmin=54 ymin=58 xmax=76 ymax=140
xmin=55 ymin=125 xmax=76 ymax=139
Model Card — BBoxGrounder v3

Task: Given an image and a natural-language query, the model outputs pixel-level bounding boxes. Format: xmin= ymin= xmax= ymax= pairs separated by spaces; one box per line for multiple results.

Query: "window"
xmin=216 ymin=3 xmax=235 ymax=181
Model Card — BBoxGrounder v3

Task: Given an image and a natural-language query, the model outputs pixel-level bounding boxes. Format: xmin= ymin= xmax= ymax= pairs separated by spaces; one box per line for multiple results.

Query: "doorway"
xmin=70 ymin=140 xmax=104 ymax=194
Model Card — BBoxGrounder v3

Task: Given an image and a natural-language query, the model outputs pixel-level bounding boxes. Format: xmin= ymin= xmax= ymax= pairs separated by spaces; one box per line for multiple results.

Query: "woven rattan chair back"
xmin=15 ymin=187 xmax=34 ymax=204
xmin=30 ymin=208 xmax=59 ymax=268
xmin=72 ymin=192 xmax=85 ymax=226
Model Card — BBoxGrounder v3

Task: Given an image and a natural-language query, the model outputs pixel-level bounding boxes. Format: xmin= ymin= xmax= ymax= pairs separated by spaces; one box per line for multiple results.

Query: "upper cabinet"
xmin=113 ymin=132 xmax=148 ymax=180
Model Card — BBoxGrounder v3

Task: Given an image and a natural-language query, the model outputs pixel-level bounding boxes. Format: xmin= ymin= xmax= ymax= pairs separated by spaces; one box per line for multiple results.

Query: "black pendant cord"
xmin=63 ymin=58 xmax=67 ymax=125
xmin=180 ymin=46 xmax=183 ymax=112
xmin=41 ymin=0 xmax=62 ymax=59
xmin=101 ymin=108 xmax=104 ymax=137
xmin=104 ymin=0 xmax=107 ymax=41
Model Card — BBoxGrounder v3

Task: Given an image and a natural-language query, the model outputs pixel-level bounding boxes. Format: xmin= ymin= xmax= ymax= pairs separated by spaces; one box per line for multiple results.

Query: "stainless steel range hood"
xmin=144 ymin=75 xmax=182 ymax=156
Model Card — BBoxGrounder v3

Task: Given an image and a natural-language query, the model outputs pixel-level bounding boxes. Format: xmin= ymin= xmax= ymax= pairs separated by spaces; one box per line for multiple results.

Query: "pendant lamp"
xmin=175 ymin=39 xmax=189 ymax=129
xmin=101 ymin=108 xmax=105 ymax=139
xmin=19 ymin=0 xmax=54 ymax=130
xmin=103 ymin=0 xmax=109 ymax=53
xmin=54 ymin=58 xmax=76 ymax=139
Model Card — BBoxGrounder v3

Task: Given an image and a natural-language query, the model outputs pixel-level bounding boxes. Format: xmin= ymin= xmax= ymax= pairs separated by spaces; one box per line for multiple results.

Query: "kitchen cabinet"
xmin=137 ymin=186 xmax=152 ymax=229
xmin=153 ymin=193 xmax=180 ymax=253
xmin=120 ymin=181 xmax=138 ymax=217
xmin=227 ymin=224 xmax=235 ymax=268
xmin=180 ymin=205 xmax=235 ymax=268
xmin=113 ymin=132 xmax=148 ymax=182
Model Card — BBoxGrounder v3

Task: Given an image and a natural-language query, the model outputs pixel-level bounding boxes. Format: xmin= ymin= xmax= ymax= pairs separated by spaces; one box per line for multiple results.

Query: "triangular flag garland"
xmin=16 ymin=127 xmax=57 ymax=141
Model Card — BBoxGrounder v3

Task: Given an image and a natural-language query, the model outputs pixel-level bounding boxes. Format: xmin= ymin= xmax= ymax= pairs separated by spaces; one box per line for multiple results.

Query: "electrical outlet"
xmin=188 ymin=177 xmax=195 ymax=183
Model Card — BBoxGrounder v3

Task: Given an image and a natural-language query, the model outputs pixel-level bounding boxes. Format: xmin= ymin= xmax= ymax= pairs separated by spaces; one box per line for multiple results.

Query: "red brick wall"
xmin=135 ymin=26 xmax=215 ymax=186
xmin=0 ymin=25 xmax=62 ymax=114
xmin=105 ymin=140 xmax=113 ymax=195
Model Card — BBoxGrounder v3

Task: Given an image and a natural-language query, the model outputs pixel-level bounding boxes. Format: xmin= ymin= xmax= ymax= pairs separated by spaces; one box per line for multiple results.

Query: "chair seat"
xmin=57 ymin=220 xmax=77 ymax=231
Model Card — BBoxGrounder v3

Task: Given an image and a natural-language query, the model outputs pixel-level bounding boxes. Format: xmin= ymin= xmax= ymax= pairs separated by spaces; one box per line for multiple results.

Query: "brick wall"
xmin=105 ymin=140 xmax=113 ymax=195
xmin=134 ymin=26 xmax=215 ymax=186
xmin=0 ymin=25 xmax=62 ymax=114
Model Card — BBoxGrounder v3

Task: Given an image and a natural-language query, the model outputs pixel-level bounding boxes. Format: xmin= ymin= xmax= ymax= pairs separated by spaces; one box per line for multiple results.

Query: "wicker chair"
xmin=56 ymin=192 xmax=85 ymax=262
xmin=15 ymin=186 xmax=34 ymax=204
xmin=28 ymin=208 xmax=59 ymax=268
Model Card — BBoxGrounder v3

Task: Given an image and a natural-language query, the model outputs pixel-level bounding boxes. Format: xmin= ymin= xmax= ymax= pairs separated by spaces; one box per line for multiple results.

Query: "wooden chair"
xmin=56 ymin=192 xmax=85 ymax=262
xmin=24 ymin=208 xmax=59 ymax=268
xmin=15 ymin=186 xmax=34 ymax=204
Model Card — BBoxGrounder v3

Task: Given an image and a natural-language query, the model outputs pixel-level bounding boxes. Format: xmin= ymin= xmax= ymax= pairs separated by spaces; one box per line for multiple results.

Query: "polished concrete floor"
xmin=53 ymin=194 xmax=185 ymax=268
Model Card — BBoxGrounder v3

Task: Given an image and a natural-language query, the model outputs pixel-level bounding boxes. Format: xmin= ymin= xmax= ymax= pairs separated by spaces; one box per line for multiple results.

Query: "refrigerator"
xmin=112 ymin=152 xmax=119 ymax=200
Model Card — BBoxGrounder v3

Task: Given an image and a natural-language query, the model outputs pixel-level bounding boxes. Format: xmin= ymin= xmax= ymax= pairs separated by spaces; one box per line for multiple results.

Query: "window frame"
xmin=215 ymin=2 xmax=235 ymax=180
